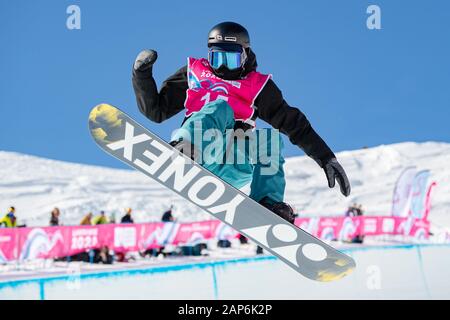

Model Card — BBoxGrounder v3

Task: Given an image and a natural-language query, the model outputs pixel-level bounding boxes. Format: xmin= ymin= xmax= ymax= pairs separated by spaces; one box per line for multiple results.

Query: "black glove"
xmin=133 ymin=49 xmax=158 ymax=72
xmin=322 ymin=158 xmax=351 ymax=197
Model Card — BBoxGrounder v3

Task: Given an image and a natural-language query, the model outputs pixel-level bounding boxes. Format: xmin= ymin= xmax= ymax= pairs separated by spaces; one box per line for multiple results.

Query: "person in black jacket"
xmin=50 ymin=207 xmax=60 ymax=226
xmin=161 ymin=206 xmax=174 ymax=222
xmin=132 ymin=22 xmax=351 ymax=224
xmin=120 ymin=208 xmax=134 ymax=224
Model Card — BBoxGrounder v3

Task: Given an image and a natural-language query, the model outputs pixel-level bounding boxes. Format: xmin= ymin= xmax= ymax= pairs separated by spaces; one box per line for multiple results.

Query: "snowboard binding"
xmin=259 ymin=197 xmax=297 ymax=224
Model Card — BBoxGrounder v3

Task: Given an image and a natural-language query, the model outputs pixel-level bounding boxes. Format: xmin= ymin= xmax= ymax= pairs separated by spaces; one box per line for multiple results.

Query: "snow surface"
xmin=0 ymin=141 xmax=449 ymax=228
xmin=2 ymin=243 xmax=450 ymax=299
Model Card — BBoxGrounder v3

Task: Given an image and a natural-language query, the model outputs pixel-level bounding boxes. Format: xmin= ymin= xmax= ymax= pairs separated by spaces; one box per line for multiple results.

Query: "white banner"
xmin=391 ymin=167 xmax=417 ymax=217
xmin=410 ymin=170 xmax=431 ymax=219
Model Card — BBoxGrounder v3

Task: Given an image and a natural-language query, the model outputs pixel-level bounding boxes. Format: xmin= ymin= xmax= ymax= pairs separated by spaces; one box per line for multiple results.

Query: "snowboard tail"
xmin=88 ymin=103 xmax=355 ymax=282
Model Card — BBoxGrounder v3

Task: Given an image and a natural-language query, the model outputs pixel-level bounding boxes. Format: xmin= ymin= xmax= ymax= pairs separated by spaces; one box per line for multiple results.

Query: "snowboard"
xmin=88 ymin=103 xmax=355 ymax=282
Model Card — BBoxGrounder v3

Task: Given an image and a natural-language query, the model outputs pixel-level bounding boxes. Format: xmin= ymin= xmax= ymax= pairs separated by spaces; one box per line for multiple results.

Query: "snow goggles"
xmin=208 ymin=47 xmax=247 ymax=70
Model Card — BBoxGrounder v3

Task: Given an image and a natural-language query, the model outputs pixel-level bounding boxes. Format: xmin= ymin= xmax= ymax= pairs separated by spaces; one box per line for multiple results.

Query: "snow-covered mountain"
xmin=0 ymin=141 xmax=449 ymax=228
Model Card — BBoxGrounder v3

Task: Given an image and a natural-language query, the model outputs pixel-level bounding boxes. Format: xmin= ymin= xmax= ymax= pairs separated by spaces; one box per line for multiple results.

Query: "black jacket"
xmin=161 ymin=210 xmax=174 ymax=222
xmin=120 ymin=214 xmax=134 ymax=224
xmin=132 ymin=50 xmax=335 ymax=165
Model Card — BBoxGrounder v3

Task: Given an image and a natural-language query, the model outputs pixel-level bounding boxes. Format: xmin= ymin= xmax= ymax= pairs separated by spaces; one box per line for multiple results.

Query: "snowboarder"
xmin=132 ymin=21 xmax=351 ymax=225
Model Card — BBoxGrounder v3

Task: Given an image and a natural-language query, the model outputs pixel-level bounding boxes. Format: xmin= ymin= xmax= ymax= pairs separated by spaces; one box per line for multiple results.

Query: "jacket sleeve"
xmin=132 ymin=65 xmax=188 ymax=123
xmin=255 ymin=79 xmax=336 ymax=166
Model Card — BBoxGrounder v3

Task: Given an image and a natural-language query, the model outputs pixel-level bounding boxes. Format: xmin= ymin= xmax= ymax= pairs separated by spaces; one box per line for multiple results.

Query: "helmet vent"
xmin=224 ymin=36 xmax=237 ymax=42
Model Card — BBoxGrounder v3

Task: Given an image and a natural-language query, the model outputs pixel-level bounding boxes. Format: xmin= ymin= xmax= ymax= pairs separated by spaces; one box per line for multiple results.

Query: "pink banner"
xmin=0 ymin=221 xmax=240 ymax=262
xmin=0 ymin=215 xmax=431 ymax=262
xmin=296 ymin=216 xmax=361 ymax=241
xmin=295 ymin=216 xmax=430 ymax=242
xmin=0 ymin=229 xmax=19 ymax=263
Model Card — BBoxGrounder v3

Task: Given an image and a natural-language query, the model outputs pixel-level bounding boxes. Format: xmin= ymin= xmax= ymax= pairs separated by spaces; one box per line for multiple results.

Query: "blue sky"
xmin=1 ymin=0 xmax=449 ymax=169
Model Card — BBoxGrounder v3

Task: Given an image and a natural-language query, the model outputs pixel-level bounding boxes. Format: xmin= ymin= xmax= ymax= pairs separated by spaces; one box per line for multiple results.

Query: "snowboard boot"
xmin=169 ymin=138 xmax=200 ymax=161
xmin=258 ymin=196 xmax=296 ymax=224
xmin=255 ymin=197 xmax=297 ymax=255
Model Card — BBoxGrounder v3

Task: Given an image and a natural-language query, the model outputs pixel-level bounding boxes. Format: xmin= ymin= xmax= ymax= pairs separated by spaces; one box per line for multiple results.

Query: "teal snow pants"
xmin=171 ymin=100 xmax=286 ymax=203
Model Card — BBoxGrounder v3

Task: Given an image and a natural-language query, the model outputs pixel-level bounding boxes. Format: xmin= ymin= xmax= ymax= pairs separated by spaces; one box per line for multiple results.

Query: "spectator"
xmin=217 ymin=239 xmax=231 ymax=248
xmin=256 ymin=246 xmax=264 ymax=255
xmin=94 ymin=246 xmax=113 ymax=264
xmin=346 ymin=203 xmax=364 ymax=217
xmin=121 ymin=208 xmax=134 ymax=224
xmin=161 ymin=206 xmax=174 ymax=222
xmin=238 ymin=234 xmax=248 ymax=245
xmin=345 ymin=203 xmax=359 ymax=217
xmin=0 ymin=206 xmax=17 ymax=228
xmin=355 ymin=204 xmax=364 ymax=216
xmin=346 ymin=204 xmax=365 ymax=244
xmin=141 ymin=206 xmax=176 ymax=260
xmin=50 ymin=207 xmax=60 ymax=226
xmin=80 ymin=212 xmax=93 ymax=225
xmin=92 ymin=211 xmax=108 ymax=225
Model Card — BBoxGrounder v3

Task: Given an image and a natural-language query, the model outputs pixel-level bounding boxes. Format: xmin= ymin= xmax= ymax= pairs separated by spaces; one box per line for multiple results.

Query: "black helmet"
xmin=208 ymin=21 xmax=250 ymax=49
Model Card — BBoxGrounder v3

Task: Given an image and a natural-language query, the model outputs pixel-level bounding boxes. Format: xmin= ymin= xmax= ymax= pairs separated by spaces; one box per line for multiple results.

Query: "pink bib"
xmin=184 ymin=57 xmax=271 ymax=126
